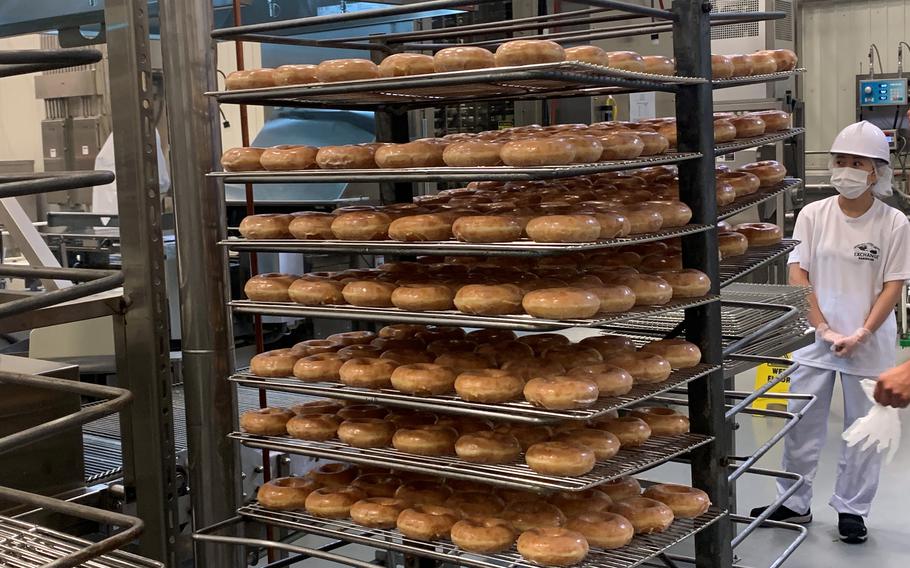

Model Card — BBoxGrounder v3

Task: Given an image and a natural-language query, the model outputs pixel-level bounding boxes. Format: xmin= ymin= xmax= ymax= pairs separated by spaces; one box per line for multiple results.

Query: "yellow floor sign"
xmin=752 ymin=354 xmax=792 ymax=409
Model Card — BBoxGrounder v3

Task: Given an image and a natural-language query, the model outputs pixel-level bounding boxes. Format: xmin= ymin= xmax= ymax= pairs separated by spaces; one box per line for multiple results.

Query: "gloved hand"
xmin=843 ymin=379 xmax=902 ymax=463
xmin=833 ymin=327 xmax=871 ymax=358
xmin=815 ymin=323 xmax=846 ymax=345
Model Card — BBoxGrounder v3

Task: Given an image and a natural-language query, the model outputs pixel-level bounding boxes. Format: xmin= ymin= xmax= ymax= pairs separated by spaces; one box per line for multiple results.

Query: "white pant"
xmin=776 ymin=365 xmax=882 ymax=517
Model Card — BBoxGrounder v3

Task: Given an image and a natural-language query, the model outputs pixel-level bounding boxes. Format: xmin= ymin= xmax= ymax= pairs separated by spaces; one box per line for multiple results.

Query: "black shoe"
xmin=838 ymin=513 xmax=867 ymax=544
xmin=749 ymin=504 xmax=813 ymax=524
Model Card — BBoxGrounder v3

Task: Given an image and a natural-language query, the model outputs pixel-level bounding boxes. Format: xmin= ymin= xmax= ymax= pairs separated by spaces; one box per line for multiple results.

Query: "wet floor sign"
xmin=752 ymin=354 xmax=792 ymax=409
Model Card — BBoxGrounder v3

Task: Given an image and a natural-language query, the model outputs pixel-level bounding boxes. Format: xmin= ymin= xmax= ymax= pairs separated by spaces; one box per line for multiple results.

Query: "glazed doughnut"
xmin=375 ymin=142 xmax=445 ymax=169
xmin=518 ymin=333 xmax=571 ymax=354
xmin=734 ymin=222 xmax=783 ymax=246
xmin=339 ymin=357 xmax=397 ymax=389
xmin=567 ymin=512 xmax=634 ymax=549
xmin=425 ymin=338 xmax=474 ymax=356
xmin=610 ymin=274 xmax=673 ymax=306
xmin=293 ymin=353 xmax=345 ymax=382
xmin=542 ymin=345 xmax=603 ymax=370
xmin=630 ymin=407 xmax=690 ymax=437
xmin=305 ymin=487 xmax=366 ymax=519
xmin=292 ymin=400 xmax=344 ymax=416
xmin=442 ymin=141 xmax=504 ymax=166
xmin=583 ymin=285 xmax=637 ymax=314
xmin=756 ymin=48 xmax=798 ymax=71
xmin=730 ymin=115 xmax=766 ymax=138
xmin=642 ymin=484 xmax=710 ymax=518
xmin=342 ymin=280 xmax=396 ymax=307
xmin=439 ymin=417 xmax=494 ymax=436
xmin=614 ymin=204 xmax=663 ymax=235
xmin=391 ymin=363 xmax=457 ymax=395
xmin=327 ymin=330 xmax=376 ymax=346
xmin=315 ymin=59 xmax=380 ymax=82
xmin=387 ymin=411 xmax=438 ymax=429
xmin=642 ymin=55 xmax=675 ymax=75
xmin=641 ymin=200 xmax=691 ymax=228
xmin=713 ymin=119 xmax=737 ymax=143
xmin=494 ymin=40 xmax=565 ymax=66
xmin=467 ymin=328 xmax=517 ymax=342
xmin=633 ymin=130 xmax=670 ymax=156
xmin=524 ymin=376 xmax=599 ymax=410
xmin=522 ymin=288 xmax=601 ymax=320
xmin=567 ymin=364 xmax=634 ymax=397
xmin=504 ymin=500 xmax=567 ymax=531
xmin=598 ymin=131 xmax=645 ymax=160
xmin=455 ymin=431 xmax=522 ymax=464
xmin=316 ymin=145 xmax=377 ymax=169
xmin=308 ymin=463 xmax=359 ymax=489
xmin=711 ymin=54 xmax=734 ymax=78
xmin=553 ymin=428 xmax=621 ymax=460
xmin=557 ymin=135 xmax=605 ymax=163
xmin=548 ymin=489 xmax=613 ymax=518
xmin=446 ymin=492 xmax=505 ymax=518
xmin=257 ymin=476 xmax=319 ymax=510
xmin=516 ymin=528 xmax=589 ymax=567
xmin=379 ymin=323 xmax=427 ymax=340
xmin=719 ymin=171 xmax=761 ymax=197
xmin=289 ymin=212 xmax=335 ymax=239
xmin=454 ymin=369 xmax=524 ymax=403
xmin=451 ymin=518 xmax=516 ymax=554
xmin=331 ymin=211 xmax=391 ymax=240
xmin=244 ymin=273 xmax=297 ymax=302
xmin=452 ymin=215 xmax=522 ymax=243
xmin=653 ymin=269 xmax=711 ymax=299
xmin=501 ymin=138 xmax=575 ymax=166
xmin=747 ymin=52 xmax=778 ymax=75
xmin=525 ymin=441 xmax=596 ymax=476
xmin=388 ymin=214 xmax=452 ymax=242
xmin=250 ymin=349 xmax=302 ymax=377
xmin=224 ymin=69 xmax=277 ymax=90
xmin=716 ymin=180 xmax=737 ymax=206
xmin=493 ymin=425 xmax=551 ymax=452
xmin=433 ymin=46 xmax=496 ymax=71
xmin=239 ymin=213 xmax=293 ymax=239
xmin=434 ymin=352 xmax=492 ymax=375
xmin=474 ymin=340 xmax=535 ymax=366
xmin=396 ymin=505 xmax=460 ymax=541
xmin=656 ymin=122 xmax=677 ymax=148
xmin=729 ymin=54 xmax=753 ymax=77
xmin=389 ymin=284 xmax=453 ymax=311
xmin=352 ymin=474 xmax=402 ymax=498
xmin=395 ymin=480 xmax=453 ymax=506
xmin=740 ymin=160 xmax=786 ymax=187
xmin=564 ymin=45 xmax=610 ymax=66
xmin=349 ymin=497 xmax=408 ymax=529
xmin=748 ymin=110 xmax=790 ymax=132
xmin=525 ymin=215 xmax=601 ymax=243
xmin=337 ymin=404 xmax=388 ymax=420
xmin=286 ymin=413 xmax=340 ymax=441
xmin=611 ymin=497 xmax=674 ymax=534
xmin=605 ymin=50 xmax=646 ymax=72
xmin=597 ymin=416 xmax=651 ymax=447
xmin=454 ymin=284 xmax=524 ymax=315
xmin=240 ymin=407 xmax=293 ymax=436
xmin=261 ymin=145 xmax=318 ymax=171
xmin=338 ymin=418 xmax=396 ymax=448
xmin=294 ymin=337 xmax=342 ymax=355
xmin=392 ymin=425 xmax=458 ymax=456
xmin=337 ymin=344 xmax=384 ymax=359
xmin=274 ymin=64 xmax=318 ymax=86
xmin=640 ymin=339 xmax=702 ymax=368
xmin=718 ymin=231 xmax=749 ymax=258
xmin=600 ymin=476 xmax=642 ymax=502
xmin=579 ymin=335 xmax=636 ymax=358
xmin=604 ymin=351 xmax=672 ymax=384
xmin=378 ymin=53 xmax=435 ymax=77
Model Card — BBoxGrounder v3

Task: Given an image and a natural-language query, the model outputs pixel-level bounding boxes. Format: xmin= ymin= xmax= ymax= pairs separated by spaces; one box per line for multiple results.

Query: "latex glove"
xmin=815 ymin=323 xmax=846 ymax=345
xmin=832 ymin=327 xmax=871 ymax=358
xmin=843 ymin=379 xmax=902 ymax=463
xmin=875 ymin=360 xmax=910 ymax=408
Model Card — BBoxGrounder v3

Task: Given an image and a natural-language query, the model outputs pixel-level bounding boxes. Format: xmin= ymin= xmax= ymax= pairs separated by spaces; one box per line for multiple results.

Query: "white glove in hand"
xmin=843 ymin=379 xmax=902 ymax=463
xmin=815 ymin=323 xmax=846 ymax=345
xmin=833 ymin=327 xmax=871 ymax=358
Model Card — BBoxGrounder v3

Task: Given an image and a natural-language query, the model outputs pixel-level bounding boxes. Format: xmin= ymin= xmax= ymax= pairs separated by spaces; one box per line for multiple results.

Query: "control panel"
xmin=882 ymin=129 xmax=899 ymax=150
xmin=859 ymin=78 xmax=908 ymax=106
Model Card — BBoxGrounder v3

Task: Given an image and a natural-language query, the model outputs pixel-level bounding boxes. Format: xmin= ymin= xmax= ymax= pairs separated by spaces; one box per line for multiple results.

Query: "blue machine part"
xmin=858 ymin=78 xmax=909 ymax=106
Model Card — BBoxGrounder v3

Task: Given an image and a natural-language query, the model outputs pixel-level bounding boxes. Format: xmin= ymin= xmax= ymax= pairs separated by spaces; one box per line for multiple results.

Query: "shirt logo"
xmin=853 ymin=242 xmax=881 ymax=262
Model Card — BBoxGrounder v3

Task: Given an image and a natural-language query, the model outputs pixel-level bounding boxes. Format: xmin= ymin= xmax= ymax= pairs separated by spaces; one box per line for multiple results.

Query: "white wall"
xmin=216 ymin=41 xmax=265 ymax=150
xmin=0 ymin=35 xmax=48 ymax=171
xmin=801 ymin=0 xmax=910 ymax=167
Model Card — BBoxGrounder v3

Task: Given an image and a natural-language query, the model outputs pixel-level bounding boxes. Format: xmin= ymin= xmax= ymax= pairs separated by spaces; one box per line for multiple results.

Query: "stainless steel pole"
xmin=104 ymin=0 xmax=181 ymax=563
xmin=158 ymin=0 xmax=243 ymax=566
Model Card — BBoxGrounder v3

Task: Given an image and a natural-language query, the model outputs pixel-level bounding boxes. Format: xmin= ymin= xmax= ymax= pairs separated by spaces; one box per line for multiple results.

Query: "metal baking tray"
xmin=230 ymin=363 xmax=718 ymax=425
xmin=238 ymin=503 xmax=726 ymax=568
xmin=719 ymin=239 xmax=798 ymax=287
xmin=711 ymin=68 xmax=805 ymax=89
xmin=220 ymin=224 xmax=712 ymax=257
xmin=229 ymin=431 xmax=713 ymax=492
xmin=229 ymin=295 xmax=719 ymax=332
xmin=210 ymin=153 xmax=700 ymax=184
xmin=714 ymin=128 xmax=804 ymax=156
xmin=718 ymin=178 xmax=801 ymax=221
xmin=208 ymin=61 xmax=705 ymax=110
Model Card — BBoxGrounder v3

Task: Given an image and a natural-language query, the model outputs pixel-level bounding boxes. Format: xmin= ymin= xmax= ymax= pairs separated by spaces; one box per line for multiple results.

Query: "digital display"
xmin=859 ymin=79 xmax=908 ymax=106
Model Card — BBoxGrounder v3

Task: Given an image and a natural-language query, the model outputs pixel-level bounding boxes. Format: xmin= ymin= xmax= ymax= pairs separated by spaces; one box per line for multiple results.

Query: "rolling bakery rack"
xmin=159 ymin=1 xmax=812 ymax=567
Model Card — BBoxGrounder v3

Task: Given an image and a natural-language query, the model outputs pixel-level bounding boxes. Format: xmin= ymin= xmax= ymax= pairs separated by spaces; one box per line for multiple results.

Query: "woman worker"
xmin=751 ymin=121 xmax=910 ymax=543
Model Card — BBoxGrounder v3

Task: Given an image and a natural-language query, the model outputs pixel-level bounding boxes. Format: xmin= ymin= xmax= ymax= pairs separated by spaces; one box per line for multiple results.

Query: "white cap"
xmin=829 ymin=120 xmax=891 ymax=161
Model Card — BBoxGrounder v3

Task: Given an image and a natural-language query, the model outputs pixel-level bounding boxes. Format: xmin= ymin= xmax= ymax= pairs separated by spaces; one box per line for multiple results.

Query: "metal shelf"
xmin=714 ymin=128 xmax=804 ymax=156
xmin=230 ymin=295 xmax=719 ymax=332
xmin=0 ymin=516 xmax=162 ymax=568
xmin=230 ymin=431 xmax=713 ymax=492
xmin=712 ymin=68 xmax=805 ymax=89
xmin=718 ymin=178 xmax=801 ymax=221
xmin=719 ymin=240 xmax=798 ymax=287
xmin=237 ymin=503 xmax=726 ymax=568
xmin=230 ymin=363 xmax=718 ymax=425
xmin=221 ymin=224 xmax=712 ymax=257
xmin=211 ymin=153 xmax=700 ymax=184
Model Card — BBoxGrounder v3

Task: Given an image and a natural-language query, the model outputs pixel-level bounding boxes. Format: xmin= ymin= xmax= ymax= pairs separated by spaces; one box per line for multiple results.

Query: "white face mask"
xmin=830 ymin=167 xmax=871 ymax=199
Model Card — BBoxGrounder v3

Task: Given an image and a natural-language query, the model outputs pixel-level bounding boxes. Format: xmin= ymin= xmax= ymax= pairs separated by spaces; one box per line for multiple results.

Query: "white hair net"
xmin=827 ymin=156 xmax=893 ymax=198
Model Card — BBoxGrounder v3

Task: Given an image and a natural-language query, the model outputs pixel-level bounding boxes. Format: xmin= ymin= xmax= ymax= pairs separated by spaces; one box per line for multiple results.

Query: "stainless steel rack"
xmin=719 ymin=240 xmax=798 ymax=287
xmin=229 ymin=503 xmax=725 ymax=568
xmin=230 ymin=363 xmax=718 ymax=425
xmin=718 ymin=179 xmax=802 ymax=221
xmin=714 ymin=128 xmax=805 ymax=156
xmin=230 ymin=295 xmax=718 ymax=332
xmin=230 ymin=431 xmax=713 ymax=493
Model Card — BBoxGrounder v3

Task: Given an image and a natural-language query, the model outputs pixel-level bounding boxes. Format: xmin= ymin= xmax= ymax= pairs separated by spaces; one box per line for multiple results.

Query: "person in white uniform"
xmin=751 ymin=121 xmax=910 ymax=543
xmin=91 ymin=130 xmax=171 ymax=214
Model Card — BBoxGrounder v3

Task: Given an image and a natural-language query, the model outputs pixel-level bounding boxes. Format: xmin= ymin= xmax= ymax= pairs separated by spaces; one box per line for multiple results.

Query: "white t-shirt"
xmin=789 ymin=196 xmax=910 ymax=376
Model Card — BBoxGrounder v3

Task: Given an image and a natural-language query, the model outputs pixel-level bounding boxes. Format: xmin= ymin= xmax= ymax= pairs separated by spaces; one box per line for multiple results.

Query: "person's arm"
xmin=835 ymin=280 xmax=905 ymax=356
xmin=875 ymin=358 xmax=910 ymax=408
xmin=788 ymin=263 xmax=826 ymax=328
